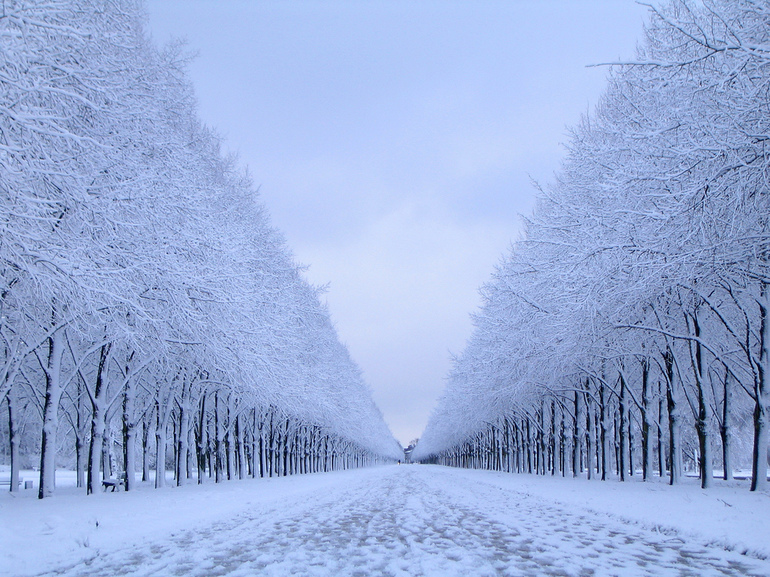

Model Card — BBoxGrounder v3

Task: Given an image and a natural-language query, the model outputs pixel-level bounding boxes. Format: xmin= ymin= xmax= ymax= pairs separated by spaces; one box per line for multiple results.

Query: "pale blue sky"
xmin=149 ymin=0 xmax=649 ymax=445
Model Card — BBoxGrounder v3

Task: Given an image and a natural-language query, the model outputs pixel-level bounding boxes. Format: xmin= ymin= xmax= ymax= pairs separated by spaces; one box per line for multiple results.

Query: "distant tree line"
xmin=0 ymin=0 xmax=401 ymax=498
xmin=414 ymin=0 xmax=770 ymax=492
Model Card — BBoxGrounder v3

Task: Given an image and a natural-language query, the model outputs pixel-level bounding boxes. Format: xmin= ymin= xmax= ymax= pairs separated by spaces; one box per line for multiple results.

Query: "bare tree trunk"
xmin=259 ymin=413 xmax=266 ymax=477
xmin=721 ymin=368 xmax=733 ymax=481
xmin=573 ymin=389 xmax=583 ymax=477
xmin=75 ymin=434 xmax=85 ymax=489
xmin=87 ymin=400 xmax=106 ymax=495
xmin=282 ymin=418 xmax=290 ymax=477
xmin=123 ymin=378 xmax=136 ymax=491
xmin=619 ymin=374 xmax=628 ymax=482
xmin=226 ymin=395 xmax=236 ymax=481
xmin=270 ymin=413 xmax=277 ymax=477
xmin=214 ymin=391 xmax=223 ymax=483
xmin=628 ymin=404 xmax=635 ymax=477
xmin=196 ymin=391 xmax=207 ymax=484
xmin=76 ymin=378 xmax=86 ymax=489
xmin=751 ymin=282 xmax=769 ymax=492
xmin=208 ymin=414 xmax=216 ymax=479
xmin=39 ymin=327 xmax=65 ymax=499
xmin=87 ymin=343 xmax=111 ymax=495
xmin=176 ymin=377 xmax=191 ymax=487
xmin=142 ymin=408 xmax=153 ymax=483
xmin=665 ymin=347 xmax=683 ymax=485
xmin=7 ymin=392 xmax=19 ymax=492
xmin=188 ymin=421 xmax=196 ymax=481
xmin=692 ymin=311 xmax=712 ymax=489
xmin=251 ymin=409 xmax=258 ymax=478
xmin=237 ymin=413 xmax=246 ymax=480
xmin=155 ymin=404 xmax=166 ymax=489
xmin=658 ymin=379 xmax=665 ymax=479
xmin=177 ymin=401 xmax=189 ymax=487
xmin=101 ymin=418 xmax=113 ymax=479
xmin=641 ymin=359 xmax=653 ymax=481
xmin=585 ymin=386 xmax=595 ymax=480
xmin=155 ymin=395 xmax=172 ymax=489
xmin=550 ymin=400 xmax=558 ymax=475
xmin=559 ymin=406 xmax=567 ymax=476
xmin=525 ymin=417 xmax=533 ymax=474
xmin=505 ymin=418 xmax=513 ymax=473
xmin=599 ymin=380 xmax=610 ymax=481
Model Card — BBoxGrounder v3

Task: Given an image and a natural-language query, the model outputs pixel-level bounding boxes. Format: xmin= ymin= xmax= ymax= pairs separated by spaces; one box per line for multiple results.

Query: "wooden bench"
xmin=0 ymin=475 xmax=23 ymax=490
xmin=102 ymin=472 xmax=126 ymax=492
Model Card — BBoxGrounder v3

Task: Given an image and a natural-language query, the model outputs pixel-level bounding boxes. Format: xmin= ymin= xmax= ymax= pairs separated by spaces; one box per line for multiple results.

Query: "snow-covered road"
xmin=21 ymin=465 xmax=770 ymax=577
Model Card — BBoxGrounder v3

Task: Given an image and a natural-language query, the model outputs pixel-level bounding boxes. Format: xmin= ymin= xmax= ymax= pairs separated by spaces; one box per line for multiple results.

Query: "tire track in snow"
xmin=34 ymin=466 xmax=770 ymax=577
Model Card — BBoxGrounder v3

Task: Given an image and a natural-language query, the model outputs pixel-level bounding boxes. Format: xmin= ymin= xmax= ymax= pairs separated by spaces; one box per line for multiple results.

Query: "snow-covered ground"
xmin=1 ymin=465 xmax=769 ymax=576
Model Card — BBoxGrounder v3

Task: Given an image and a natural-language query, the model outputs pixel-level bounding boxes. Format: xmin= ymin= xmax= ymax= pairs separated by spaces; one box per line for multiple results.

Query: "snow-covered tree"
xmin=415 ymin=0 xmax=769 ymax=492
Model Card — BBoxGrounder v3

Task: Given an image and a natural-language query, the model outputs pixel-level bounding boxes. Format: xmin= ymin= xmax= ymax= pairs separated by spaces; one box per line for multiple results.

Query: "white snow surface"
xmin=2 ymin=465 xmax=769 ymax=576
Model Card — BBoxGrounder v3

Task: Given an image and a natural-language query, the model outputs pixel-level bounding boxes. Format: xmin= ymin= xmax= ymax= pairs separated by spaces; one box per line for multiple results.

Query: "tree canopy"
xmin=0 ymin=0 xmax=401 ymax=498
xmin=414 ymin=0 xmax=770 ymax=491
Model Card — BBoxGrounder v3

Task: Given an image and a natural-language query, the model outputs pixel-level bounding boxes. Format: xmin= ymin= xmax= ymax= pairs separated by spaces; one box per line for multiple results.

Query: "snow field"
xmin=455 ymin=468 xmax=770 ymax=560
xmin=1 ymin=465 xmax=769 ymax=576
xmin=1 ymin=467 xmax=382 ymax=576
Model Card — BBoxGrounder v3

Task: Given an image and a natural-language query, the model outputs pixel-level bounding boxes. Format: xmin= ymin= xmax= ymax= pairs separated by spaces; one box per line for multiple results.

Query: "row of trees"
xmin=0 ymin=0 xmax=401 ymax=498
xmin=414 ymin=0 xmax=769 ymax=491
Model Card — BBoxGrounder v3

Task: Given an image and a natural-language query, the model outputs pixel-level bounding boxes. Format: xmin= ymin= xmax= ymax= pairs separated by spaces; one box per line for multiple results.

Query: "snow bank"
xmin=0 ymin=467 xmax=388 ymax=577
xmin=448 ymin=467 xmax=770 ymax=560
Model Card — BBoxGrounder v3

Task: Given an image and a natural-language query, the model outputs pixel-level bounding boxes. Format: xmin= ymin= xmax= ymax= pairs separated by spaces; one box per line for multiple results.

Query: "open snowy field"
xmin=2 ymin=465 xmax=769 ymax=577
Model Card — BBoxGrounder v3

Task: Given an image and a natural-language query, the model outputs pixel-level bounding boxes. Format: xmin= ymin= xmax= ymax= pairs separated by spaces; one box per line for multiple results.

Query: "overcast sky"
xmin=148 ymin=1 xmax=650 ymax=446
